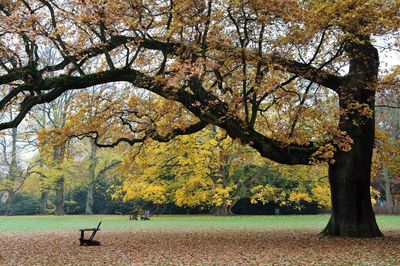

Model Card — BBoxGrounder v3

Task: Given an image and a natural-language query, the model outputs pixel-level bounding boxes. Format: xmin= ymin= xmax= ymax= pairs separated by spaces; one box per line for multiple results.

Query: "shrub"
xmin=0 ymin=193 xmax=41 ymax=215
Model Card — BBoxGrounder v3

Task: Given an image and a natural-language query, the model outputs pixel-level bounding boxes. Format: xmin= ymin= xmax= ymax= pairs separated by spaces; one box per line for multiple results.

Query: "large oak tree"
xmin=0 ymin=0 xmax=399 ymax=236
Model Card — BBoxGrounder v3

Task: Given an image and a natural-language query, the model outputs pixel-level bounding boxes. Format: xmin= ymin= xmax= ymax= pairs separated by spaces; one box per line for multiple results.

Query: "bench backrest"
xmin=96 ymin=221 xmax=102 ymax=230
xmin=89 ymin=221 xmax=102 ymax=241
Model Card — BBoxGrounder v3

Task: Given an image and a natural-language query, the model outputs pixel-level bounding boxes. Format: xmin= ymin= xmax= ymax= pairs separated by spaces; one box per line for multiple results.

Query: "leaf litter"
xmin=0 ymin=228 xmax=399 ymax=265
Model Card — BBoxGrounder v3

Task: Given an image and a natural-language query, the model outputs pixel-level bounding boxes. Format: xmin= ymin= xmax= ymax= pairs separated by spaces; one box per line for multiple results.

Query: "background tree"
xmin=120 ymin=127 xmax=331 ymax=215
xmin=83 ymin=139 xmax=121 ymax=214
xmin=0 ymin=126 xmax=32 ymax=215
xmin=373 ymin=67 xmax=400 ymax=212
xmin=251 ymin=163 xmax=333 ymax=211
xmin=36 ymin=92 xmax=73 ymax=215
xmin=63 ymin=90 xmax=127 ymax=214
xmin=0 ymin=99 xmax=36 ymax=215
xmin=26 ymin=47 xmax=72 ymax=214
xmin=120 ymin=128 xmax=264 ymax=214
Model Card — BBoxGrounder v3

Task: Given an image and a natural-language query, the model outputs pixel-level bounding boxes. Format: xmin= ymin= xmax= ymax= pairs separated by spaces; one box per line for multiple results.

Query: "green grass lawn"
xmin=1 ymin=214 xmax=399 ymax=233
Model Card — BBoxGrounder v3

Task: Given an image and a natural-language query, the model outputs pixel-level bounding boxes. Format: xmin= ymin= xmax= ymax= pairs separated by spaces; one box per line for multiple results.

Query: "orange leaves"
xmin=341 ymin=101 xmax=374 ymax=122
xmin=303 ymin=0 xmax=400 ymax=38
xmin=332 ymin=130 xmax=353 ymax=152
xmin=379 ymin=66 xmax=400 ymax=92
xmin=63 ymin=88 xmax=197 ymax=147
xmin=66 ymin=91 xmax=123 ymax=137
xmin=2 ymin=226 xmax=400 ymax=265
xmin=37 ymin=127 xmax=68 ymax=162
xmin=308 ymin=129 xmax=354 ymax=164
xmin=247 ymin=0 xmax=304 ymax=31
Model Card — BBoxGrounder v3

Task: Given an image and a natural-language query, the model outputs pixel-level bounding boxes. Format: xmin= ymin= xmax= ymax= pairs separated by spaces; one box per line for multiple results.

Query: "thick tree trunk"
xmin=213 ymin=205 xmax=231 ymax=215
xmin=323 ymin=130 xmax=382 ymax=237
xmin=5 ymin=193 xmax=13 ymax=216
xmin=322 ymin=40 xmax=382 ymax=237
xmin=213 ymin=201 xmax=237 ymax=216
xmin=228 ymin=205 xmax=234 ymax=215
xmin=85 ymin=139 xmax=97 ymax=215
xmin=52 ymin=143 xmax=66 ymax=216
xmin=228 ymin=198 xmax=238 ymax=215
xmin=55 ymin=177 xmax=64 ymax=215
xmin=39 ymin=191 xmax=48 ymax=215
xmin=85 ymin=183 xmax=95 ymax=215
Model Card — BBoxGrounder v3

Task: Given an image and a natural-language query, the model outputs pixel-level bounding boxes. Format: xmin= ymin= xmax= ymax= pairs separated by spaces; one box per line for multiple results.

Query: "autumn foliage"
xmin=0 ymin=0 xmax=399 ymax=237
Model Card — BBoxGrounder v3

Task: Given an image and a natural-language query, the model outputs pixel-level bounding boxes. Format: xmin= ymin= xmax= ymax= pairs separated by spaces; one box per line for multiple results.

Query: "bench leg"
xmin=79 ymin=231 xmax=85 ymax=246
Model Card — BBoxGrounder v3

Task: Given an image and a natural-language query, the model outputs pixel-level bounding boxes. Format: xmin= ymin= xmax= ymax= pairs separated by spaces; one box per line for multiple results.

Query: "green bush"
xmin=0 ymin=193 xmax=41 ymax=215
xmin=64 ymin=200 xmax=82 ymax=214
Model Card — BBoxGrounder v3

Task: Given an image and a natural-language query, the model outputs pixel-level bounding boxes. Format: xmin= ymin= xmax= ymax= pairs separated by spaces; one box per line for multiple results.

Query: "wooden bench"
xmin=79 ymin=221 xmax=101 ymax=246
xmin=141 ymin=210 xmax=151 ymax=220
xmin=129 ymin=209 xmax=140 ymax=220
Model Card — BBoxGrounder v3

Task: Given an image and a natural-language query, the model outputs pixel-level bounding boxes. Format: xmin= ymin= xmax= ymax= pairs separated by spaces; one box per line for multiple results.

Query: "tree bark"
xmin=52 ymin=142 xmax=66 ymax=216
xmin=55 ymin=177 xmax=64 ymax=215
xmin=383 ymin=167 xmax=394 ymax=213
xmin=85 ymin=139 xmax=97 ymax=215
xmin=213 ymin=201 xmax=236 ymax=216
xmin=213 ymin=205 xmax=231 ymax=216
xmin=5 ymin=193 xmax=13 ymax=216
xmin=39 ymin=190 xmax=48 ymax=215
xmin=85 ymin=183 xmax=95 ymax=215
xmin=322 ymin=40 xmax=383 ymax=237
xmin=5 ymin=127 xmax=18 ymax=216
xmin=323 ymin=130 xmax=382 ymax=237
xmin=227 ymin=204 xmax=235 ymax=215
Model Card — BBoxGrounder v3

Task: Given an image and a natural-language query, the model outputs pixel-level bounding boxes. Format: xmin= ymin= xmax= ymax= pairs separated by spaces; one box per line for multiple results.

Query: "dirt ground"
xmin=1 ymin=228 xmax=399 ymax=265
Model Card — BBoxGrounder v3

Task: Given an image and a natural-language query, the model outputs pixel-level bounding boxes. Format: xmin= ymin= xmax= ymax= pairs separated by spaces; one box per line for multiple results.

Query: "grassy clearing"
xmin=0 ymin=214 xmax=400 ymax=233
xmin=0 ymin=215 xmax=400 ymax=233
xmin=0 ymin=214 xmax=328 ymax=232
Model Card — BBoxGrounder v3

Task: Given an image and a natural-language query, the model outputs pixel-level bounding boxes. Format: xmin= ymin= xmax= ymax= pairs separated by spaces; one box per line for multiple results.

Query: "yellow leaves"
xmin=288 ymin=190 xmax=312 ymax=209
xmin=208 ymin=139 xmax=218 ymax=147
xmin=343 ymin=101 xmax=374 ymax=121
xmin=119 ymin=126 xmax=336 ymax=211
xmin=22 ymin=174 xmax=42 ymax=197
xmin=250 ymin=180 xmax=331 ymax=210
xmin=370 ymin=187 xmax=380 ymax=206
xmin=119 ymin=140 xmax=172 ymax=204
xmin=0 ymin=178 xmax=16 ymax=192
xmin=64 ymin=88 xmax=200 ymax=149
xmin=250 ymin=163 xmax=331 ymax=209
xmin=175 ymin=176 xmax=213 ymax=207
xmin=250 ymin=185 xmax=283 ymax=205
xmin=212 ymin=185 xmax=237 ymax=207
xmin=33 ymin=158 xmax=74 ymax=185
xmin=311 ymin=181 xmax=331 ymax=209
xmin=118 ymin=127 xmax=264 ymax=208
xmin=373 ymin=129 xmax=400 ymax=181
xmin=124 ymin=180 xmax=167 ymax=204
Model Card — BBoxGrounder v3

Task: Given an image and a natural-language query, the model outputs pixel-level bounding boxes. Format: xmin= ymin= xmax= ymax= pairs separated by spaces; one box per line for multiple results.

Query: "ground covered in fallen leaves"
xmin=1 ymin=228 xmax=400 ymax=265
xmin=0 ymin=215 xmax=399 ymax=265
